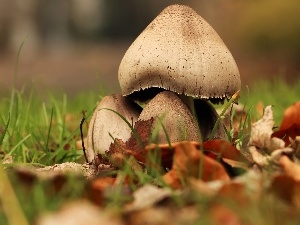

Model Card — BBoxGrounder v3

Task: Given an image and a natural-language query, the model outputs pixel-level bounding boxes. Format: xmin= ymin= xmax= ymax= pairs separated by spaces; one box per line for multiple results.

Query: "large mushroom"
xmin=118 ymin=4 xmax=240 ymax=141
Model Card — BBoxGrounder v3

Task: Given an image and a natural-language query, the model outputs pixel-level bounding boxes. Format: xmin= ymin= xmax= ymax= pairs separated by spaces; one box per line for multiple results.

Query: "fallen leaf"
xmin=87 ymin=176 xmax=116 ymax=206
xmin=272 ymin=123 xmax=300 ymax=146
xmin=203 ymin=139 xmax=248 ymax=162
xmin=271 ymin=102 xmax=300 ymax=146
xmin=37 ymin=200 xmax=124 ymax=225
xmin=208 ymin=182 xmax=258 ymax=225
xmin=124 ymin=184 xmax=172 ymax=212
xmin=278 ymin=155 xmax=300 ymax=181
xmin=125 ymin=206 xmax=200 ymax=225
xmin=271 ymin=175 xmax=300 ymax=207
xmin=292 ymin=136 xmax=300 ymax=158
xmin=248 ymin=105 xmax=285 ymax=152
xmin=217 ymin=182 xmax=249 ymax=206
xmin=279 ymin=101 xmax=300 ymax=130
xmin=163 ymin=141 xmax=230 ymax=189
xmin=209 ymin=203 xmax=242 ymax=225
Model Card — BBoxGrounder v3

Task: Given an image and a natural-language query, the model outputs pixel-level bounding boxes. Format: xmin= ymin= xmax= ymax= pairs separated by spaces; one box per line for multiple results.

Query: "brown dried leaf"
xmin=163 ymin=141 xmax=230 ymax=189
xmin=278 ymin=155 xmax=300 ymax=181
xmin=208 ymin=204 xmax=242 ymax=225
xmin=271 ymin=174 xmax=300 ymax=207
xmin=105 ymin=119 xmax=154 ymax=168
xmin=203 ymin=139 xmax=248 ymax=162
xmin=126 ymin=206 xmax=200 ymax=225
xmin=272 ymin=124 xmax=300 ymax=147
xmin=125 ymin=118 xmax=154 ymax=152
xmin=87 ymin=177 xmax=116 ymax=206
xmin=271 ymin=102 xmax=300 ymax=146
xmin=279 ymin=101 xmax=300 ymax=130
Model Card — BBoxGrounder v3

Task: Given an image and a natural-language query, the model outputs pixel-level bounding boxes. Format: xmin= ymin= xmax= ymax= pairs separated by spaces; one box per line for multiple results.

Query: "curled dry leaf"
xmin=272 ymin=124 xmax=300 ymax=147
xmin=248 ymin=105 xmax=285 ymax=152
xmin=163 ymin=141 xmax=230 ymax=189
xmin=272 ymin=101 xmax=300 ymax=146
xmin=247 ymin=105 xmax=292 ymax=168
xmin=279 ymin=101 xmax=300 ymax=131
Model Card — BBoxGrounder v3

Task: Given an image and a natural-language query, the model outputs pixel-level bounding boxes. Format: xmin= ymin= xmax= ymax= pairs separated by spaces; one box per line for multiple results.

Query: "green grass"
xmin=0 ymin=77 xmax=299 ymax=224
xmin=0 ymin=86 xmax=102 ymax=166
xmin=239 ymin=77 xmax=300 ymax=124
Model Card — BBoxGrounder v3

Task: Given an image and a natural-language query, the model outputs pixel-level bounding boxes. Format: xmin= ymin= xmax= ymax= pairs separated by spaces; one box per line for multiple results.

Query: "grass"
xmin=239 ymin=77 xmax=300 ymax=124
xmin=0 ymin=77 xmax=299 ymax=224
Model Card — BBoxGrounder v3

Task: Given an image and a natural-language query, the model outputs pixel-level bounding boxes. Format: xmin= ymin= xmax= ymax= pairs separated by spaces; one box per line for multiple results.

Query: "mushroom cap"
xmin=87 ymin=94 xmax=142 ymax=161
xmin=118 ymin=4 xmax=240 ymax=102
xmin=138 ymin=91 xmax=200 ymax=144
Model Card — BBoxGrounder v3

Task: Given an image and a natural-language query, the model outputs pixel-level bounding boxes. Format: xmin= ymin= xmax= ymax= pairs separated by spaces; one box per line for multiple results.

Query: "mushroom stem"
xmin=179 ymin=95 xmax=202 ymax=142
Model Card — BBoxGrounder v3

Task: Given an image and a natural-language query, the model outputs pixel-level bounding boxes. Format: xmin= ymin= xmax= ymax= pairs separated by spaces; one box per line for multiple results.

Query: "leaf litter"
xmin=4 ymin=101 xmax=300 ymax=225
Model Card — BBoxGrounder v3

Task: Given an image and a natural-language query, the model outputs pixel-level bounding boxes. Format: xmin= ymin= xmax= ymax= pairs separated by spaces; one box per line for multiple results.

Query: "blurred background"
xmin=0 ymin=0 xmax=299 ymax=96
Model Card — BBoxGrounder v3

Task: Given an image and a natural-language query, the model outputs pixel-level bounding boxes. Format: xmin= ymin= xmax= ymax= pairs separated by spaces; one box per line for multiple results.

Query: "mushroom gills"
xmin=87 ymin=94 xmax=142 ymax=162
xmin=138 ymin=91 xmax=200 ymax=144
xmin=194 ymin=99 xmax=225 ymax=141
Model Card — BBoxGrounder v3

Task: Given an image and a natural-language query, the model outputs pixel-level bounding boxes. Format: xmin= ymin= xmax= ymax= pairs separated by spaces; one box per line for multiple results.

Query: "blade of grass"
xmin=0 ymin=114 xmax=10 ymax=146
xmin=45 ymin=107 xmax=54 ymax=153
xmin=8 ymin=134 xmax=31 ymax=156
xmin=209 ymin=90 xmax=240 ymax=140
xmin=156 ymin=115 xmax=173 ymax=150
xmin=0 ymin=163 xmax=29 ymax=225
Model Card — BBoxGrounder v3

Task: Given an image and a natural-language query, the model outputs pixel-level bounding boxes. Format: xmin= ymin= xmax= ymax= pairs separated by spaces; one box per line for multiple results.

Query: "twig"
xmin=80 ymin=110 xmax=88 ymax=163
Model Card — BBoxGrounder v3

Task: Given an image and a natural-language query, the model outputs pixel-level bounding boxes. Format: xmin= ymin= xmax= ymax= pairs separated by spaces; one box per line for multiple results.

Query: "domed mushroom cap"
xmin=118 ymin=4 xmax=240 ymax=102
xmin=138 ymin=91 xmax=200 ymax=144
xmin=87 ymin=94 xmax=142 ymax=162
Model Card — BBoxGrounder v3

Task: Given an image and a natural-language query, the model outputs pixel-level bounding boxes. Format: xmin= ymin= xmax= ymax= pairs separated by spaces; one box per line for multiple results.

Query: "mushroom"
xmin=138 ymin=91 xmax=200 ymax=144
xmin=118 ymin=4 xmax=240 ymax=140
xmin=86 ymin=94 xmax=142 ymax=162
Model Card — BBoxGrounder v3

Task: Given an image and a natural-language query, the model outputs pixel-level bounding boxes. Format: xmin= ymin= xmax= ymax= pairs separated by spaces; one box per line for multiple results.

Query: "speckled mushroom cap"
xmin=138 ymin=91 xmax=200 ymax=144
xmin=118 ymin=4 xmax=240 ymax=102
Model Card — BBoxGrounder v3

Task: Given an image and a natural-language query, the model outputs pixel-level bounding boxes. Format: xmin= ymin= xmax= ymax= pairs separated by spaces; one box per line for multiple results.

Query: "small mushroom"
xmin=87 ymin=94 xmax=142 ymax=162
xmin=118 ymin=4 xmax=241 ymax=140
xmin=138 ymin=91 xmax=200 ymax=144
